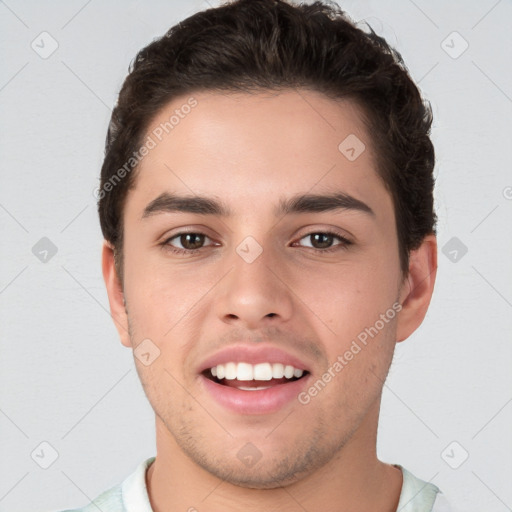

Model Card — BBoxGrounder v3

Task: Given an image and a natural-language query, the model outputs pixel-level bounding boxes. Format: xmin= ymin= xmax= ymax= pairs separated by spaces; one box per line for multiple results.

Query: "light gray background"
xmin=1 ymin=1 xmax=511 ymax=511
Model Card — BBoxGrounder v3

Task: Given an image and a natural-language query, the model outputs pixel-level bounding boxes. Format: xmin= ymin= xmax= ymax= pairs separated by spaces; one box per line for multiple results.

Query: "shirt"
xmin=52 ymin=457 xmax=453 ymax=512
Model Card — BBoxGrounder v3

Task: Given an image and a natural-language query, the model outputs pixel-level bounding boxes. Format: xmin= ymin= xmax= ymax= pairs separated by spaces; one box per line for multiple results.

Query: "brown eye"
xmin=296 ymin=231 xmax=352 ymax=253
xmin=164 ymin=232 xmax=213 ymax=254
xmin=178 ymin=233 xmax=206 ymax=250
xmin=308 ymin=233 xmax=335 ymax=249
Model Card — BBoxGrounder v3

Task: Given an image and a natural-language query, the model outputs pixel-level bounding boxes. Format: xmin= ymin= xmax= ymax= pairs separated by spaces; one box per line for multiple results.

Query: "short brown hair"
xmin=98 ymin=0 xmax=436 ymax=280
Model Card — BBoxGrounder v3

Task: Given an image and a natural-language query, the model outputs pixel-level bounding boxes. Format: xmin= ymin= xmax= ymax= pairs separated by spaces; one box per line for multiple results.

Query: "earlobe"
xmin=101 ymin=241 xmax=131 ymax=347
xmin=396 ymin=234 xmax=438 ymax=343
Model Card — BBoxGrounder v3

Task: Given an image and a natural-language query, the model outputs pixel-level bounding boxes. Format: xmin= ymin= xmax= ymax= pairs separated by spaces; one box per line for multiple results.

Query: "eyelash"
xmin=161 ymin=230 xmax=352 ymax=255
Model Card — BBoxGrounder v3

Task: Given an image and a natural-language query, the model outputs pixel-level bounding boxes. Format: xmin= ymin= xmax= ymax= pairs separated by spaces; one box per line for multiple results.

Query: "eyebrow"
xmin=141 ymin=191 xmax=375 ymax=219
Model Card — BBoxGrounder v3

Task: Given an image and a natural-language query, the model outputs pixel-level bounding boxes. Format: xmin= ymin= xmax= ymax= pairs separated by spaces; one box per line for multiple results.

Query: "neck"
xmin=146 ymin=401 xmax=402 ymax=512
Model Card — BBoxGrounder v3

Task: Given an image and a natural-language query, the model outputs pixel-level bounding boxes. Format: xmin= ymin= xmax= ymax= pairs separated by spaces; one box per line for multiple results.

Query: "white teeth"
xmin=225 ymin=362 xmax=237 ymax=380
xmin=216 ymin=364 xmax=226 ymax=379
xmin=237 ymin=385 xmax=272 ymax=391
xmin=209 ymin=362 xmax=306 ymax=381
xmin=284 ymin=365 xmax=295 ymax=379
xmin=253 ymin=363 xmax=273 ymax=380
xmin=236 ymin=362 xmax=253 ymax=381
xmin=272 ymin=363 xmax=285 ymax=379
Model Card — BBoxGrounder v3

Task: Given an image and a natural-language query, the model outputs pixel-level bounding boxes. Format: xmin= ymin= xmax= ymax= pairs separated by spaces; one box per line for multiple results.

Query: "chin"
xmin=206 ymin=464 xmax=305 ymax=489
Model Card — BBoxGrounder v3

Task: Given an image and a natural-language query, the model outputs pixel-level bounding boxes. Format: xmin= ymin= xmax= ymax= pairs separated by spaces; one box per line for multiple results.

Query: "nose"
xmin=214 ymin=241 xmax=294 ymax=330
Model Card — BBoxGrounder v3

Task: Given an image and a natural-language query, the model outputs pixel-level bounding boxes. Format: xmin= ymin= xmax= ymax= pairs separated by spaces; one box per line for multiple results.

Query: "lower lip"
xmin=200 ymin=374 xmax=311 ymax=415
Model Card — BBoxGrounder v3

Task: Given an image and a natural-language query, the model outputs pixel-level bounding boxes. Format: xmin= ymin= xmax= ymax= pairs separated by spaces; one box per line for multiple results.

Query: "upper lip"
xmin=197 ymin=344 xmax=312 ymax=374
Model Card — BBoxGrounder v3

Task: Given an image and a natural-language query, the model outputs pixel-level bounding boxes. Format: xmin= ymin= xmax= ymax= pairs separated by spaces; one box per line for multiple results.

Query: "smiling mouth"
xmin=202 ymin=362 xmax=309 ymax=391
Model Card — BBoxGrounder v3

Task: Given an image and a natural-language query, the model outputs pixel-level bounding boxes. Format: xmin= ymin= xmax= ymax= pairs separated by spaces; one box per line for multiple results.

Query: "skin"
xmin=102 ymin=89 xmax=437 ymax=511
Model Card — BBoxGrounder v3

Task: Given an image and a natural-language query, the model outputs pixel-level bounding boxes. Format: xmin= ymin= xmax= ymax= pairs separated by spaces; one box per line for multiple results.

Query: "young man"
xmin=60 ymin=0 xmax=451 ymax=510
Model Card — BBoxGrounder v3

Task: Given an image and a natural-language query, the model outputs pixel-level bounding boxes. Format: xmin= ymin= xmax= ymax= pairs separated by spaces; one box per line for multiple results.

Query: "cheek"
xmin=123 ymin=247 xmax=181 ymax=321
xmin=123 ymin=255 xmax=214 ymax=367
xmin=294 ymin=258 xmax=399 ymax=333
xmin=320 ymin=312 xmax=397 ymax=408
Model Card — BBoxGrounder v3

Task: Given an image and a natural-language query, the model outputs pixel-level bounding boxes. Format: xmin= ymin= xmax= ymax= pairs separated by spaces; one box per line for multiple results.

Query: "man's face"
xmin=117 ymin=89 xmax=407 ymax=487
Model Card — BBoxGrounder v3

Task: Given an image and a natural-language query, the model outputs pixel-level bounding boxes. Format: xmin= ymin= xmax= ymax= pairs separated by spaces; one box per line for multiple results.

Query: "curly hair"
xmin=98 ymin=0 xmax=436 ymax=280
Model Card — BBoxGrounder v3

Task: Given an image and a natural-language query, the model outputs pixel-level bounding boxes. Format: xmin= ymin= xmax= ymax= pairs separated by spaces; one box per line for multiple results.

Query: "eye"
xmin=162 ymin=232 xmax=215 ymax=254
xmin=295 ymin=231 xmax=352 ymax=253
xmin=161 ymin=230 xmax=352 ymax=256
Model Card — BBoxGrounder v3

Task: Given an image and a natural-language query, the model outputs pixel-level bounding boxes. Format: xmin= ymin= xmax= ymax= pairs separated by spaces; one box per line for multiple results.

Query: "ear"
xmin=101 ymin=240 xmax=131 ymax=348
xmin=396 ymin=234 xmax=437 ymax=343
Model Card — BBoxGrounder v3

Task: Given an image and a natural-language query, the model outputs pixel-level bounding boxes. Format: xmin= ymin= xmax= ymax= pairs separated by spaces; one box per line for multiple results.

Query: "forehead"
xmin=127 ymin=89 xmax=392 ymax=221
